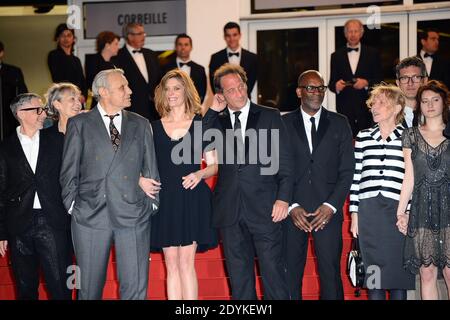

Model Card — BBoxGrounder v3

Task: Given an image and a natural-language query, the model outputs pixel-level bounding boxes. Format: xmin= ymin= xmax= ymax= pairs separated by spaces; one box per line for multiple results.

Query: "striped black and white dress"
xmin=350 ymin=124 xmax=415 ymax=290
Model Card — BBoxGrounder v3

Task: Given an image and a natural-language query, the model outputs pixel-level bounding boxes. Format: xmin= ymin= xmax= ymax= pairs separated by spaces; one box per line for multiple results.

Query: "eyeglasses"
xmin=398 ymin=75 xmax=424 ymax=84
xmin=17 ymin=107 xmax=48 ymax=115
xmin=129 ymin=32 xmax=146 ymax=36
xmin=223 ymin=83 xmax=247 ymax=96
xmin=298 ymin=85 xmax=327 ymax=93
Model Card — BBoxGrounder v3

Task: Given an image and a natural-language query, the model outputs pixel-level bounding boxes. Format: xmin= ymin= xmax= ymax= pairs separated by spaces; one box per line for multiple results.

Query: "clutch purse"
xmin=347 ymin=237 xmax=365 ymax=296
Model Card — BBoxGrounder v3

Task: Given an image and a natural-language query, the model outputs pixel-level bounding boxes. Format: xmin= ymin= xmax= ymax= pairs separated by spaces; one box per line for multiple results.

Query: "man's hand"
xmin=272 ymin=200 xmax=289 ymax=223
xmin=335 ymin=79 xmax=347 ymax=93
xmin=353 ymin=78 xmax=369 ymax=90
xmin=0 ymin=240 xmax=8 ymax=257
xmin=290 ymin=207 xmax=312 ymax=232
xmin=139 ymin=177 xmax=161 ymax=199
xmin=309 ymin=204 xmax=334 ymax=232
xmin=209 ymin=94 xmax=227 ymax=112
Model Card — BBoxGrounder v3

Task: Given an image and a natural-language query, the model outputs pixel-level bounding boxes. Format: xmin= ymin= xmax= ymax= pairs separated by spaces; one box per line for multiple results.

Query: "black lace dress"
xmin=402 ymin=127 xmax=450 ymax=274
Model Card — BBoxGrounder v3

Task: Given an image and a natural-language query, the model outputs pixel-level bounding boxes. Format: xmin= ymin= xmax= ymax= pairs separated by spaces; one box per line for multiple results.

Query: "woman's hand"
xmin=182 ymin=171 xmax=203 ymax=190
xmin=350 ymin=212 xmax=358 ymax=238
xmin=396 ymin=213 xmax=409 ymax=235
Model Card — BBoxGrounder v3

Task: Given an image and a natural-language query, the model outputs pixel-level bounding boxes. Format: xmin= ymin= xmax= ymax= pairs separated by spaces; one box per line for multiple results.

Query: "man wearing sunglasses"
xmin=283 ymin=70 xmax=354 ymax=300
xmin=0 ymin=93 xmax=72 ymax=299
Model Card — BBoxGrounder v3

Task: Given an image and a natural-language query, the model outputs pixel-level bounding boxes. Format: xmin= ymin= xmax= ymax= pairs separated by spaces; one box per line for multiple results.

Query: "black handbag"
xmin=347 ymin=237 xmax=365 ymax=297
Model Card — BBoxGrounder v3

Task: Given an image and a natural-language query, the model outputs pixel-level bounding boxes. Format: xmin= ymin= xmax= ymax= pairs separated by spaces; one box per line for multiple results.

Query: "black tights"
xmin=368 ymin=289 xmax=407 ymax=300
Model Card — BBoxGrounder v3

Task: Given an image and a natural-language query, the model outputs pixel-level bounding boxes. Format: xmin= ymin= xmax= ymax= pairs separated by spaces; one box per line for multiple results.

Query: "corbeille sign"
xmin=84 ymin=0 xmax=186 ymax=38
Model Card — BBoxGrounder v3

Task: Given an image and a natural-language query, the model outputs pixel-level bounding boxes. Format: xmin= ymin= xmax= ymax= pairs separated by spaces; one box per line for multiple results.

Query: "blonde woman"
xmin=150 ymin=69 xmax=218 ymax=300
xmin=350 ymin=84 xmax=415 ymax=300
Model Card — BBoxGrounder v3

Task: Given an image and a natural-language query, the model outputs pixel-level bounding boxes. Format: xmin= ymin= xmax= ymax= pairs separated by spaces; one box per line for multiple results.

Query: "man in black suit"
xmin=417 ymin=28 xmax=450 ymax=90
xmin=329 ymin=19 xmax=382 ymax=137
xmin=115 ymin=23 xmax=161 ymax=121
xmin=0 ymin=93 xmax=72 ymax=300
xmin=0 ymin=41 xmax=28 ymax=140
xmin=209 ymin=22 xmax=257 ymax=97
xmin=203 ymin=64 xmax=293 ymax=300
xmin=163 ymin=34 xmax=207 ymax=102
xmin=283 ymin=70 xmax=354 ymax=300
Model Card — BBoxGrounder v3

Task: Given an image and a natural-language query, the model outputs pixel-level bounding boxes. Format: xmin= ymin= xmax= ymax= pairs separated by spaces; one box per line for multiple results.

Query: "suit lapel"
xmin=354 ymin=45 xmax=366 ymax=76
xmin=110 ymin=110 xmax=137 ymax=172
xmin=10 ymin=133 xmax=35 ymax=178
xmin=342 ymin=49 xmax=354 ymax=77
xmin=314 ymin=107 xmax=330 ymax=155
xmin=293 ymin=109 xmax=310 ymax=155
xmin=89 ymin=107 xmax=116 ymax=165
xmin=245 ymin=103 xmax=260 ymax=159
xmin=122 ymin=47 xmax=148 ymax=84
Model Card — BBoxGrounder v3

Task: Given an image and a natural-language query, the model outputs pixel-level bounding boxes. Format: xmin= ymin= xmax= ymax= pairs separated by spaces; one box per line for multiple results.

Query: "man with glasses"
xmin=283 ymin=70 xmax=354 ymax=299
xmin=0 ymin=93 xmax=72 ymax=299
xmin=395 ymin=57 xmax=428 ymax=128
xmin=116 ymin=22 xmax=161 ymax=121
xmin=204 ymin=63 xmax=293 ymax=299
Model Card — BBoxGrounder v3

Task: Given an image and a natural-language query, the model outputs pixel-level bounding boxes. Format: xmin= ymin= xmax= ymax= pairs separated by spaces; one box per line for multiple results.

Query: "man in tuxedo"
xmin=283 ymin=70 xmax=354 ymax=300
xmin=0 ymin=41 xmax=28 ymax=140
xmin=395 ymin=57 xmax=428 ymax=128
xmin=163 ymin=34 xmax=207 ymax=102
xmin=0 ymin=93 xmax=72 ymax=299
xmin=60 ymin=69 xmax=160 ymax=299
xmin=418 ymin=28 xmax=450 ymax=89
xmin=209 ymin=22 xmax=258 ymax=96
xmin=329 ymin=19 xmax=382 ymax=137
xmin=115 ymin=23 xmax=161 ymax=121
xmin=204 ymin=64 xmax=293 ymax=299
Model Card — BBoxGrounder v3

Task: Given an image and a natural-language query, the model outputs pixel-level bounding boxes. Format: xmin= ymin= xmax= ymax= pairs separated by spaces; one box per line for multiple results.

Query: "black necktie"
xmin=106 ymin=114 xmax=121 ymax=151
xmin=132 ymin=49 xmax=142 ymax=54
xmin=310 ymin=117 xmax=317 ymax=153
xmin=233 ymin=111 xmax=245 ymax=163
xmin=179 ymin=61 xmax=190 ymax=67
xmin=347 ymin=47 xmax=359 ymax=52
xmin=424 ymin=52 xmax=434 ymax=59
xmin=228 ymin=52 xmax=240 ymax=57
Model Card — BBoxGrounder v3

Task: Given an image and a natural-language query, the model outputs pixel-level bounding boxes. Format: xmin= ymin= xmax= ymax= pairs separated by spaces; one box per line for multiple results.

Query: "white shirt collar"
xmin=228 ymin=98 xmax=250 ymax=118
xmin=346 ymin=43 xmax=361 ymax=50
xmin=226 ymin=47 xmax=241 ymax=54
xmin=16 ymin=126 xmax=39 ymax=142
xmin=301 ymin=106 xmax=322 ymax=125
xmin=420 ymin=49 xmax=433 ymax=59
xmin=126 ymin=43 xmax=142 ymax=55
xmin=176 ymin=57 xmax=191 ymax=65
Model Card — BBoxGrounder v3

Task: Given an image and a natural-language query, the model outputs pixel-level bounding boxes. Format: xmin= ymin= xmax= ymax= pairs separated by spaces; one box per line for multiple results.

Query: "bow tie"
xmin=132 ymin=49 xmax=142 ymax=54
xmin=228 ymin=52 xmax=240 ymax=57
xmin=424 ymin=53 xmax=434 ymax=59
xmin=179 ymin=61 xmax=191 ymax=67
xmin=347 ymin=47 xmax=359 ymax=52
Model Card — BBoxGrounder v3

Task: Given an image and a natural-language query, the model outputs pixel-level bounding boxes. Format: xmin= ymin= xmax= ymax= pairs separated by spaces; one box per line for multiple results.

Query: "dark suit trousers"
xmin=285 ymin=212 xmax=344 ymax=300
xmin=220 ymin=215 xmax=289 ymax=300
xmin=9 ymin=209 xmax=72 ymax=300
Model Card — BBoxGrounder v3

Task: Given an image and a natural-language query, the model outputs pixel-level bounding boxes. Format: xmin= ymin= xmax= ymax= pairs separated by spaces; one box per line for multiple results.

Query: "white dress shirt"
xmin=16 ymin=126 xmax=41 ymax=209
xmin=347 ymin=43 xmax=361 ymax=75
xmin=420 ymin=50 xmax=433 ymax=77
xmin=176 ymin=57 xmax=191 ymax=76
xmin=288 ymin=107 xmax=337 ymax=214
xmin=126 ymin=43 xmax=149 ymax=83
xmin=228 ymin=98 xmax=250 ymax=142
xmin=227 ymin=47 xmax=241 ymax=66
xmin=404 ymin=106 xmax=414 ymax=128
xmin=97 ymin=103 xmax=122 ymax=135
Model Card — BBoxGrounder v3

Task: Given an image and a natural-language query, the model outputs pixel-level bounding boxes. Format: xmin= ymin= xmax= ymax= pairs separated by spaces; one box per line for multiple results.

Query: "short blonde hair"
xmin=366 ymin=84 xmax=406 ymax=125
xmin=45 ymin=82 xmax=81 ymax=119
xmin=154 ymin=69 xmax=201 ymax=118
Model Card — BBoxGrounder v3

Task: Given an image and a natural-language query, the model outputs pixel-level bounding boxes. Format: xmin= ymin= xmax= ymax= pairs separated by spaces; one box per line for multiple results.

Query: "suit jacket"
xmin=60 ymin=107 xmax=160 ymax=230
xmin=85 ymin=53 xmax=117 ymax=91
xmin=115 ymin=47 xmax=161 ymax=121
xmin=0 ymin=125 xmax=70 ymax=239
xmin=328 ymin=45 xmax=382 ymax=116
xmin=47 ymin=47 xmax=87 ymax=98
xmin=0 ymin=62 xmax=28 ymax=139
xmin=417 ymin=53 xmax=450 ymax=89
xmin=163 ymin=58 xmax=207 ymax=103
xmin=282 ymin=108 xmax=354 ymax=215
xmin=202 ymin=103 xmax=293 ymax=230
xmin=209 ymin=48 xmax=258 ymax=96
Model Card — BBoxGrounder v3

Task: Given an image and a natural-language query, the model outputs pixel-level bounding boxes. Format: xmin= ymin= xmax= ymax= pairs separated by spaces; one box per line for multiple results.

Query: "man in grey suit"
xmin=60 ymin=68 xmax=159 ymax=300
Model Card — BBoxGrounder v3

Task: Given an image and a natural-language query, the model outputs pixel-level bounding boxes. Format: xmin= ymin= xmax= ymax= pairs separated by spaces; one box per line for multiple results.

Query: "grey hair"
xmin=122 ymin=22 xmax=144 ymax=38
xmin=344 ymin=19 xmax=364 ymax=34
xmin=45 ymin=82 xmax=81 ymax=118
xmin=92 ymin=68 xmax=125 ymax=99
xmin=395 ymin=56 xmax=427 ymax=79
xmin=10 ymin=93 xmax=42 ymax=121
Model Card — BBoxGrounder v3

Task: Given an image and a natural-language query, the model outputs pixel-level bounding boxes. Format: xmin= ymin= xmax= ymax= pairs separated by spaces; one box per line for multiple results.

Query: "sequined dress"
xmin=402 ymin=127 xmax=450 ymax=274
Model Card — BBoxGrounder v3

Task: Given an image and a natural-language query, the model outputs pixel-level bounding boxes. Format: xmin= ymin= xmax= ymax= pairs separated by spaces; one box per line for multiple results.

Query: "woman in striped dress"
xmin=350 ymin=84 xmax=415 ymax=300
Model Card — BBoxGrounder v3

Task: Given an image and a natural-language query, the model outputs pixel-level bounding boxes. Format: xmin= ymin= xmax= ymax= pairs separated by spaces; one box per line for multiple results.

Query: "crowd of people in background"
xmin=0 ymin=18 xmax=449 ymax=301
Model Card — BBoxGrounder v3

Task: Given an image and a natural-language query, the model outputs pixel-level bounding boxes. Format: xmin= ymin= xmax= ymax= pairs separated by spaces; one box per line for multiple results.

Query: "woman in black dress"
xmin=85 ymin=31 xmax=120 ymax=108
xmin=151 ymin=69 xmax=218 ymax=300
xmin=47 ymin=24 xmax=87 ymax=104
xmin=397 ymin=80 xmax=450 ymax=300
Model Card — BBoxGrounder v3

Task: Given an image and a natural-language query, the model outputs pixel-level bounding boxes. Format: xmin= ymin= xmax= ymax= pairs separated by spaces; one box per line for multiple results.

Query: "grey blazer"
xmin=60 ymin=107 xmax=160 ymax=229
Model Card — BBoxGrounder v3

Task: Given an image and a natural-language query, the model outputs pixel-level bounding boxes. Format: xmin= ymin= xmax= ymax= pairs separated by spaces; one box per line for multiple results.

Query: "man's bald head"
xmin=298 ymin=70 xmax=325 ymax=87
